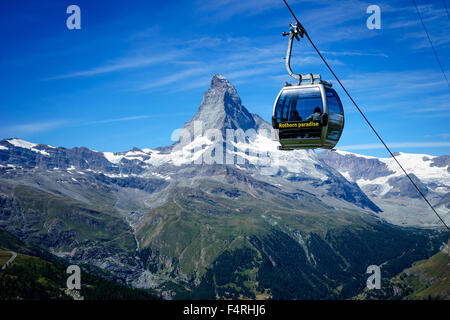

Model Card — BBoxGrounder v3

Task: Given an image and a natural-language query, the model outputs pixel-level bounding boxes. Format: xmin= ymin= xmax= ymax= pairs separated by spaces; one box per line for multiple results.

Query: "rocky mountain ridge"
xmin=319 ymin=150 xmax=449 ymax=227
xmin=0 ymin=74 xmax=448 ymax=299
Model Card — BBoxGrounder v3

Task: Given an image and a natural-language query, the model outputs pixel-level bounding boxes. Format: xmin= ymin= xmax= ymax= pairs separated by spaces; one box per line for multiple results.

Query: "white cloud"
xmin=338 ymin=141 xmax=450 ymax=151
xmin=0 ymin=114 xmax=192 ymax=138
xmin=46 ymin=55 xmax=175 ymax=80
xmin=0 ymin=120 xmax=69 ymax=136
xmin=195 ymin=0 xmax=284 ymax=21
xmin=334 ymin=69 xmax=450 ymax=114
xmin=319 ymin=51 xmax=388 ymax=58
xmin=83 ymin=113 xmax=192 ymax=125
xmin=134 ymin=68 xmax=209 ymax=91
xmin=84 ymin=115 xmax=151 ymax=125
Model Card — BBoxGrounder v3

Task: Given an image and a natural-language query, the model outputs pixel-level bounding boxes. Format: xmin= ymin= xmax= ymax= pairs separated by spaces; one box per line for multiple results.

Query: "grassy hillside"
xmin=0 ymin=250 xmax=12 ymax=265
xmin=392 ymin=250 xmax=450 ymax=299
xmin=355 ymin=245 xmax=450 ymax=300
xmin=0 ymin=252 xmax=157 ymax=300
xmin=135 ymin=184 xmax=446 ymax=299
xmin=0 ymin=227 xmax=156 ymax=300
xmin=1 ymin=170 xmax=446 ymax=300
xmin=136 ymin=182 xmax=367 ymax=283
xmin=0 ymin=226 xmax=59 ymax=262
xmin=3 ymin=184 xmax=136 ymax=252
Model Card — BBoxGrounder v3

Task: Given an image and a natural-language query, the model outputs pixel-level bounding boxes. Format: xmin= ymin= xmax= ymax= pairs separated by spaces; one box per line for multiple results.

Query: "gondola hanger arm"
xmin=283 ymin=23 xmax=322 ymax=85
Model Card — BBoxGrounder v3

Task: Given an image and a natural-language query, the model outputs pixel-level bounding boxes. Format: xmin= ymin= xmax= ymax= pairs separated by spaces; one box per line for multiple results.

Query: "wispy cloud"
xmin=46 ymin=55 xmax=175 ymax=80
xmin=385 ymin=3 xmax=444 ymax=30
xmin=82 ymin=113 xmax=191 ymax=125
xmin=195 ymin=0 xmax=283 ymax=21
xmin=406 ymin=104 xmax=450 ymax=114
xmin=319 ymin=51 xmax=388 ymax=58
xmin=169 ymin=76 xmax=214 ymax=92
xmin=387 ymin=2 xmax=450 ymax=50
xmin=132 ymin=36 xmax=348 ymax=92
xmin=0 ymin=120 xmax=69 ymax=136
xmin=225 ymin=65 xmax=283 ymax=81
xmin=338 ymin=141 xmax=450 ymax=151
xmin=134 ymin=68 xmax=209 ymax=91
xmin=1 ymin=113 xmax=192 ymax=138
xmin=83 ymin=115 xmax=151 ymax=125
xmin=335 ymin=69 xmax=450 ymax=114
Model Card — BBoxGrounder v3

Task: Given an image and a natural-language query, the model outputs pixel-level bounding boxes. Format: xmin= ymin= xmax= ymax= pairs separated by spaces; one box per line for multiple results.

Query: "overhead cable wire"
xmin=282 ymin=0 xmax=450 ymax=231
xmin=412 ymin=0 xmax=450 ymax=89
xmin=442 ymin=0 xmax=450 ymax=22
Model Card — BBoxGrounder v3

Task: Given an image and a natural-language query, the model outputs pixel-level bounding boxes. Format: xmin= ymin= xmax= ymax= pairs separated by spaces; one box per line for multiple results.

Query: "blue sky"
xmin=0 ymin=0 xmax=449 ymax=157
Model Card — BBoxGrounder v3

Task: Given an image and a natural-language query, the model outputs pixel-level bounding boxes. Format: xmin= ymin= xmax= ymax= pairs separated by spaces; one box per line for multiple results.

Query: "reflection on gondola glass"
xmin=274 ymin=87 xmax=323 ymax=123
xmin=325 ymin=88 xmax=344 ymax=141
xmin=272 ymin=83 xmax=344 ymax=150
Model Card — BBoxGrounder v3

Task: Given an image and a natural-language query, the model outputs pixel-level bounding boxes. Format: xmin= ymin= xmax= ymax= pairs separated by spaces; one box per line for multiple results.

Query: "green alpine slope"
xmin=0 ymin=227 xmax=156 ymax=300
xmin=135 ymin=182 xmax=446 ymax=299
xmin=356 ymin=245 xmax=450 ymax=300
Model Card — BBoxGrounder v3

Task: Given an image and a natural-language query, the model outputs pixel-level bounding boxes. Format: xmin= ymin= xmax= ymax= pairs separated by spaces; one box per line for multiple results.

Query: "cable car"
xmin=272 ymin=23 xmax=344 ymax=150
xmin=272 ymin=81 xmax=344 ymax=150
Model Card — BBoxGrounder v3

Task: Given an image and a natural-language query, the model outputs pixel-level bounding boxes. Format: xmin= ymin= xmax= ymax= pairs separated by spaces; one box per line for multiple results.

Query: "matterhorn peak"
xmin=180 ymin=74 xmax=262 ymax=135
xmin=210 ymin=74 xmax=234 ymax=90
xmin=208 ymin=74 xmax=240 ymax=105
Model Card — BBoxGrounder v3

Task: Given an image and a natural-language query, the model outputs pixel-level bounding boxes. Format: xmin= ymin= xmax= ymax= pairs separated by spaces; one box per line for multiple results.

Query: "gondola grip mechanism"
xmin=283 ymin=23 xmax=322 ymax=86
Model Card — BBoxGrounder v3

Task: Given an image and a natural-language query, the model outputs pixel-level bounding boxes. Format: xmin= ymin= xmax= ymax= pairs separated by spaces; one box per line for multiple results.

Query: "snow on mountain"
xmin=333 ymin=151 xmax=448 ymax=183
xmin=149 ymin=74 xmax=327 ymax=177
xmin=9 ymin=74 xmax=447 ymax=223
xmin=328 ymin=151 xmax=450 ymax=190
xmin=319 ymin=150 xmax=450 ymax=228
xmin=103 ymin=148 xmax=151 ymax=164
xmin=0 ymin=74 xmax=383 ymax=215
xmin=6 ymin=138 xmax=50 ymax=156
xmin=103 ymin=152 xmax=125 ymax=164
xmin=181 ymin=74 xmax=257 ymax=134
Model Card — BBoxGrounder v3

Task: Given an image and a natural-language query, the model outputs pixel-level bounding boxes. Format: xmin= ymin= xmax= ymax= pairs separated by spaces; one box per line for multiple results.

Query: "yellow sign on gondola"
xmin=279 ymin=121 xmax=320 ymax=129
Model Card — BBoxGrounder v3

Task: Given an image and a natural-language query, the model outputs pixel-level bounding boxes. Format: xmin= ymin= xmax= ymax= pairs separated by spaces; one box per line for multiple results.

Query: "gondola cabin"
xmin=272 ymin=82 xmax=344 ymax=150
